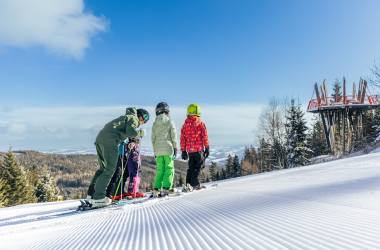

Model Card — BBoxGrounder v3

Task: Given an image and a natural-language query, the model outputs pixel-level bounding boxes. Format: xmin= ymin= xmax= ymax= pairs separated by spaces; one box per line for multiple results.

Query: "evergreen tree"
xmin=0 ymin=178 xmax=9 ymax=207
xmin=29 ymin=164 xmax=39 ymax=191
xmin=310 ymin=114 xmax=329 ymax=156
xmin=225 ymin=154 xmax=233 ymax=178
xmin=232 ymin=155 xmax=241 ymax=178
xmin=372 ymin=108 xmax=380 ymax=142
xmin=205 ymin=175 xmax=210 ymax=183
xmin=0 ymin=148 xmax=36 ymax=206
xmin=285 ymin=99 xmax=312 ymax=167
xmin=332 ymin=78 xmax=343 ymax=102
xmin=215 ymin=170 xmax=220 ymax=181
xmin=242 ymin=146 xmax=251 ymax=162
xmin=361 ymin=110 xmax=377 ymax=143
xmin=35 ymin=166 xmax=59 ymax=202
xmin=272 ymin=138 xmax=287 ymax=169
xmin=221 ymin=168 xmax=226 ymax=180
xmin=209 ymin=162 xmax=217 ymax=181
xmin=257 ymin=138 xmax=271 ymax=172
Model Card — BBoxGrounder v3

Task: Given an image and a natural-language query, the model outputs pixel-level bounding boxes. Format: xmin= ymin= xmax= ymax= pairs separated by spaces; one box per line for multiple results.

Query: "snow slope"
xmin=1 ymin=153 xmax=380 ymax=250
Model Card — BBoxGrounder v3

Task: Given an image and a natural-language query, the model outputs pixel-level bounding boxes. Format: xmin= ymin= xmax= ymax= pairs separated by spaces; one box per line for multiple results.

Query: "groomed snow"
xmin=1 ymin=153 xmax=380 ymax=250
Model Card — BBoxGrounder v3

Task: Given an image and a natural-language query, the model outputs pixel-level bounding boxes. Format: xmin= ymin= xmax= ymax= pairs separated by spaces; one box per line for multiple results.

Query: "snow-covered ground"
xmin=1 ymin=152 xmax=380 ymax=249
xmin=41 ymin=145 xmax=246 ymax=166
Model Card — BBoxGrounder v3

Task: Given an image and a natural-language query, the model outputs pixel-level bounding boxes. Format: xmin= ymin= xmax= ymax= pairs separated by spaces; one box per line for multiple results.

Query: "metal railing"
xmin=307 ymin=95 xmax=380 ymax=110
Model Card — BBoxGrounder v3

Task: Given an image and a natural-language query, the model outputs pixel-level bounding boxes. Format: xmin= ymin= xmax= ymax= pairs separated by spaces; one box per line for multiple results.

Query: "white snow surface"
xmin=1 ymin=153 xmax=380 ymax=249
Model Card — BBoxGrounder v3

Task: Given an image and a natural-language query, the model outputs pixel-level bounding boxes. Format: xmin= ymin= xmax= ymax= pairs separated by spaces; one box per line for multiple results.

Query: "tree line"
xmin=0 ymin=148 xmax=59 ymax=208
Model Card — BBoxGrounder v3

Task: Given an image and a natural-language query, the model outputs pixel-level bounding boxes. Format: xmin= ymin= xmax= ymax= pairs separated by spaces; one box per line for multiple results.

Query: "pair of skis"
xmin=77 ymin=184 xmax=218 ymax=211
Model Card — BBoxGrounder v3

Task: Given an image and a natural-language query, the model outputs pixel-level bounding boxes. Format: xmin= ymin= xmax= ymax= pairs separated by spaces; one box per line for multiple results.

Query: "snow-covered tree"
xmin=0 ymin=148 xmax=36 ymax=206
xmin=285 ymin=99 xmax=312 ymax=167
xmin=35 ymin=166 xmax=59 ymax=202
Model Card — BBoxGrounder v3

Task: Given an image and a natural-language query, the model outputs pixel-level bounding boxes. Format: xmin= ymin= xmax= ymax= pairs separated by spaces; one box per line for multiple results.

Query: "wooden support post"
xmin=348 ymin=111 xmax=354 ymax=152
xmin=342 ymin=109 xmax=346 ymax=154
xmin=343 ymin=77 xmax=346 ymax=104
xmin=358 ymin=78 xmax=363 ymax=103
xmin=338 ymin=110 xmax=341 ymax=147
xmin=320 ymin=85 xmax=325 ymax=105
xmin=331 ymin=110 xmax=336 ymax=154
xmin=314 ymin=83 xmax=321 ymax=104
xmin=360 ymin=110 xmax=363 ymax=140
xmin=326 ymin=110 xmax=334 ymax=153
xmin=321 ymin=112 xmax=331 ymax=149
xmin=324 ymin=79 xmax=330 ymax=106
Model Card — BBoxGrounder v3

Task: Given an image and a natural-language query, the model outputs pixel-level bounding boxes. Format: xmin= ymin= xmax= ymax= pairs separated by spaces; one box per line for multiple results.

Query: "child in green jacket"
xmin=151 ymin=102 xmax=178 ymax=194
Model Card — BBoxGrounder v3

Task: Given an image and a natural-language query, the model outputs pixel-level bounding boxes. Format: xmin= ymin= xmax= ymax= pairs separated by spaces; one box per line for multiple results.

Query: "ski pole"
xmin=120 ymin=142 xmax=123 ymax=202
xmin=134 ymin=137 xmax=142 ymax=203
xmin=113 ymin=143 xmax=132 ymax=201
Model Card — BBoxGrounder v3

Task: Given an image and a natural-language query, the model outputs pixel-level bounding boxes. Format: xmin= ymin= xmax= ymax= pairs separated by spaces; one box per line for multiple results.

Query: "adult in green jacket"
xmin=88 ymin=107 xmax=149 ymax=207
xmin=151 ymin=102 xmax=178 ymax=193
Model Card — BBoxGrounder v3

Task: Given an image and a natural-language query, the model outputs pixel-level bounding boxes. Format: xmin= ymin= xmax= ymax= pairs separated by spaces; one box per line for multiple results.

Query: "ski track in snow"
xmin=1 ymin=153 xmax=380 ymax=249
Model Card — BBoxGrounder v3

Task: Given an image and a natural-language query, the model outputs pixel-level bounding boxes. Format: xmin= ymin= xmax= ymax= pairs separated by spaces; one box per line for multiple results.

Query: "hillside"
xmin=0 ymin=150 xmax=217 ymax=199
xmin=0 ymin=152 xmax=379 ymax=249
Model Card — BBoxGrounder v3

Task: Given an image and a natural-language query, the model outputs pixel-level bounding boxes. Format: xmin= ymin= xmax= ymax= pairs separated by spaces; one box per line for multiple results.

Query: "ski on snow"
xmin=39 ymin=184 xmax=218 ymax=220
xmin=77 ymin=183 xmax=218 ymax=211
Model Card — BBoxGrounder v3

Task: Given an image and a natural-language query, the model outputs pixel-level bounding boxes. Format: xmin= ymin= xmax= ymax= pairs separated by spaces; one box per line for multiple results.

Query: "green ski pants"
xmin=90 ymin=144 xmax=119 ymax=199
xmin=154 ymin=155 xmax=175 ymax=189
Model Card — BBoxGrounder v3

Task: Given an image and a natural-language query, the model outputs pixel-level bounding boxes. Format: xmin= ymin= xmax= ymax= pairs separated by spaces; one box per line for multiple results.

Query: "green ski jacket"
xmin=95 ymin=107 xmax=144 ymax=147
xmin=151 ymin=114 xmax=178 ymax=156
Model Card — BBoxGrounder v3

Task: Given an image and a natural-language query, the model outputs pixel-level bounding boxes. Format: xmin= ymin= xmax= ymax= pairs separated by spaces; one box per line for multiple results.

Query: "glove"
xmin=204 ymin=147 xmax=210 ymax=158
xmin=173 ymin=148 xmax=177 ymax=160
xmin=181 ymin=151 xmax=188 ymax=160
xmin=139 ymin=128 xmax=146 ymax=137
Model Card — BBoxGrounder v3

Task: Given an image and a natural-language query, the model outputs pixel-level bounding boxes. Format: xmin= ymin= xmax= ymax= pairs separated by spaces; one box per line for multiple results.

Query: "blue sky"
xmin=1 ymin=0 xmax=380 ymax=151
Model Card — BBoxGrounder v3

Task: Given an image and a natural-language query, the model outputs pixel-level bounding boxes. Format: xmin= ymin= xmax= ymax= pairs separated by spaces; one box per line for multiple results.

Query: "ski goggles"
xmin=142 ymin=114 xmax=149 ymax=123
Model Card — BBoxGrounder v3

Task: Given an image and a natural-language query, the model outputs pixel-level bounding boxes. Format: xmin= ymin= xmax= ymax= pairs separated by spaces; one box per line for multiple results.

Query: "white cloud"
xmin=0 ymin=0 xmax=109 ymax=60
xmin=0 ymin=104 xmax=262 ymax=151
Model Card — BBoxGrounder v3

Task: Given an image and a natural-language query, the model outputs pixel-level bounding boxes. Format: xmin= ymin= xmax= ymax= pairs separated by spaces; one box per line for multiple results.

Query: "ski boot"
xmin=150 ymin=188 xmax=161 ymax=198
xmin=163 ymin=187 xmax=179 ymax=195
xmin=91 ymin=197 xmax=112 ymax=208
xmin=182 ymin=183 xmax=194 ymax=193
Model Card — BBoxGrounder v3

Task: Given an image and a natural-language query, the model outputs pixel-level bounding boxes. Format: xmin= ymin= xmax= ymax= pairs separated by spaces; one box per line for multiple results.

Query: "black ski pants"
xmin=105 ymin=155 xmax=129 ymax=197
xmin=186 ymin=151 xmax=205 ymax=188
